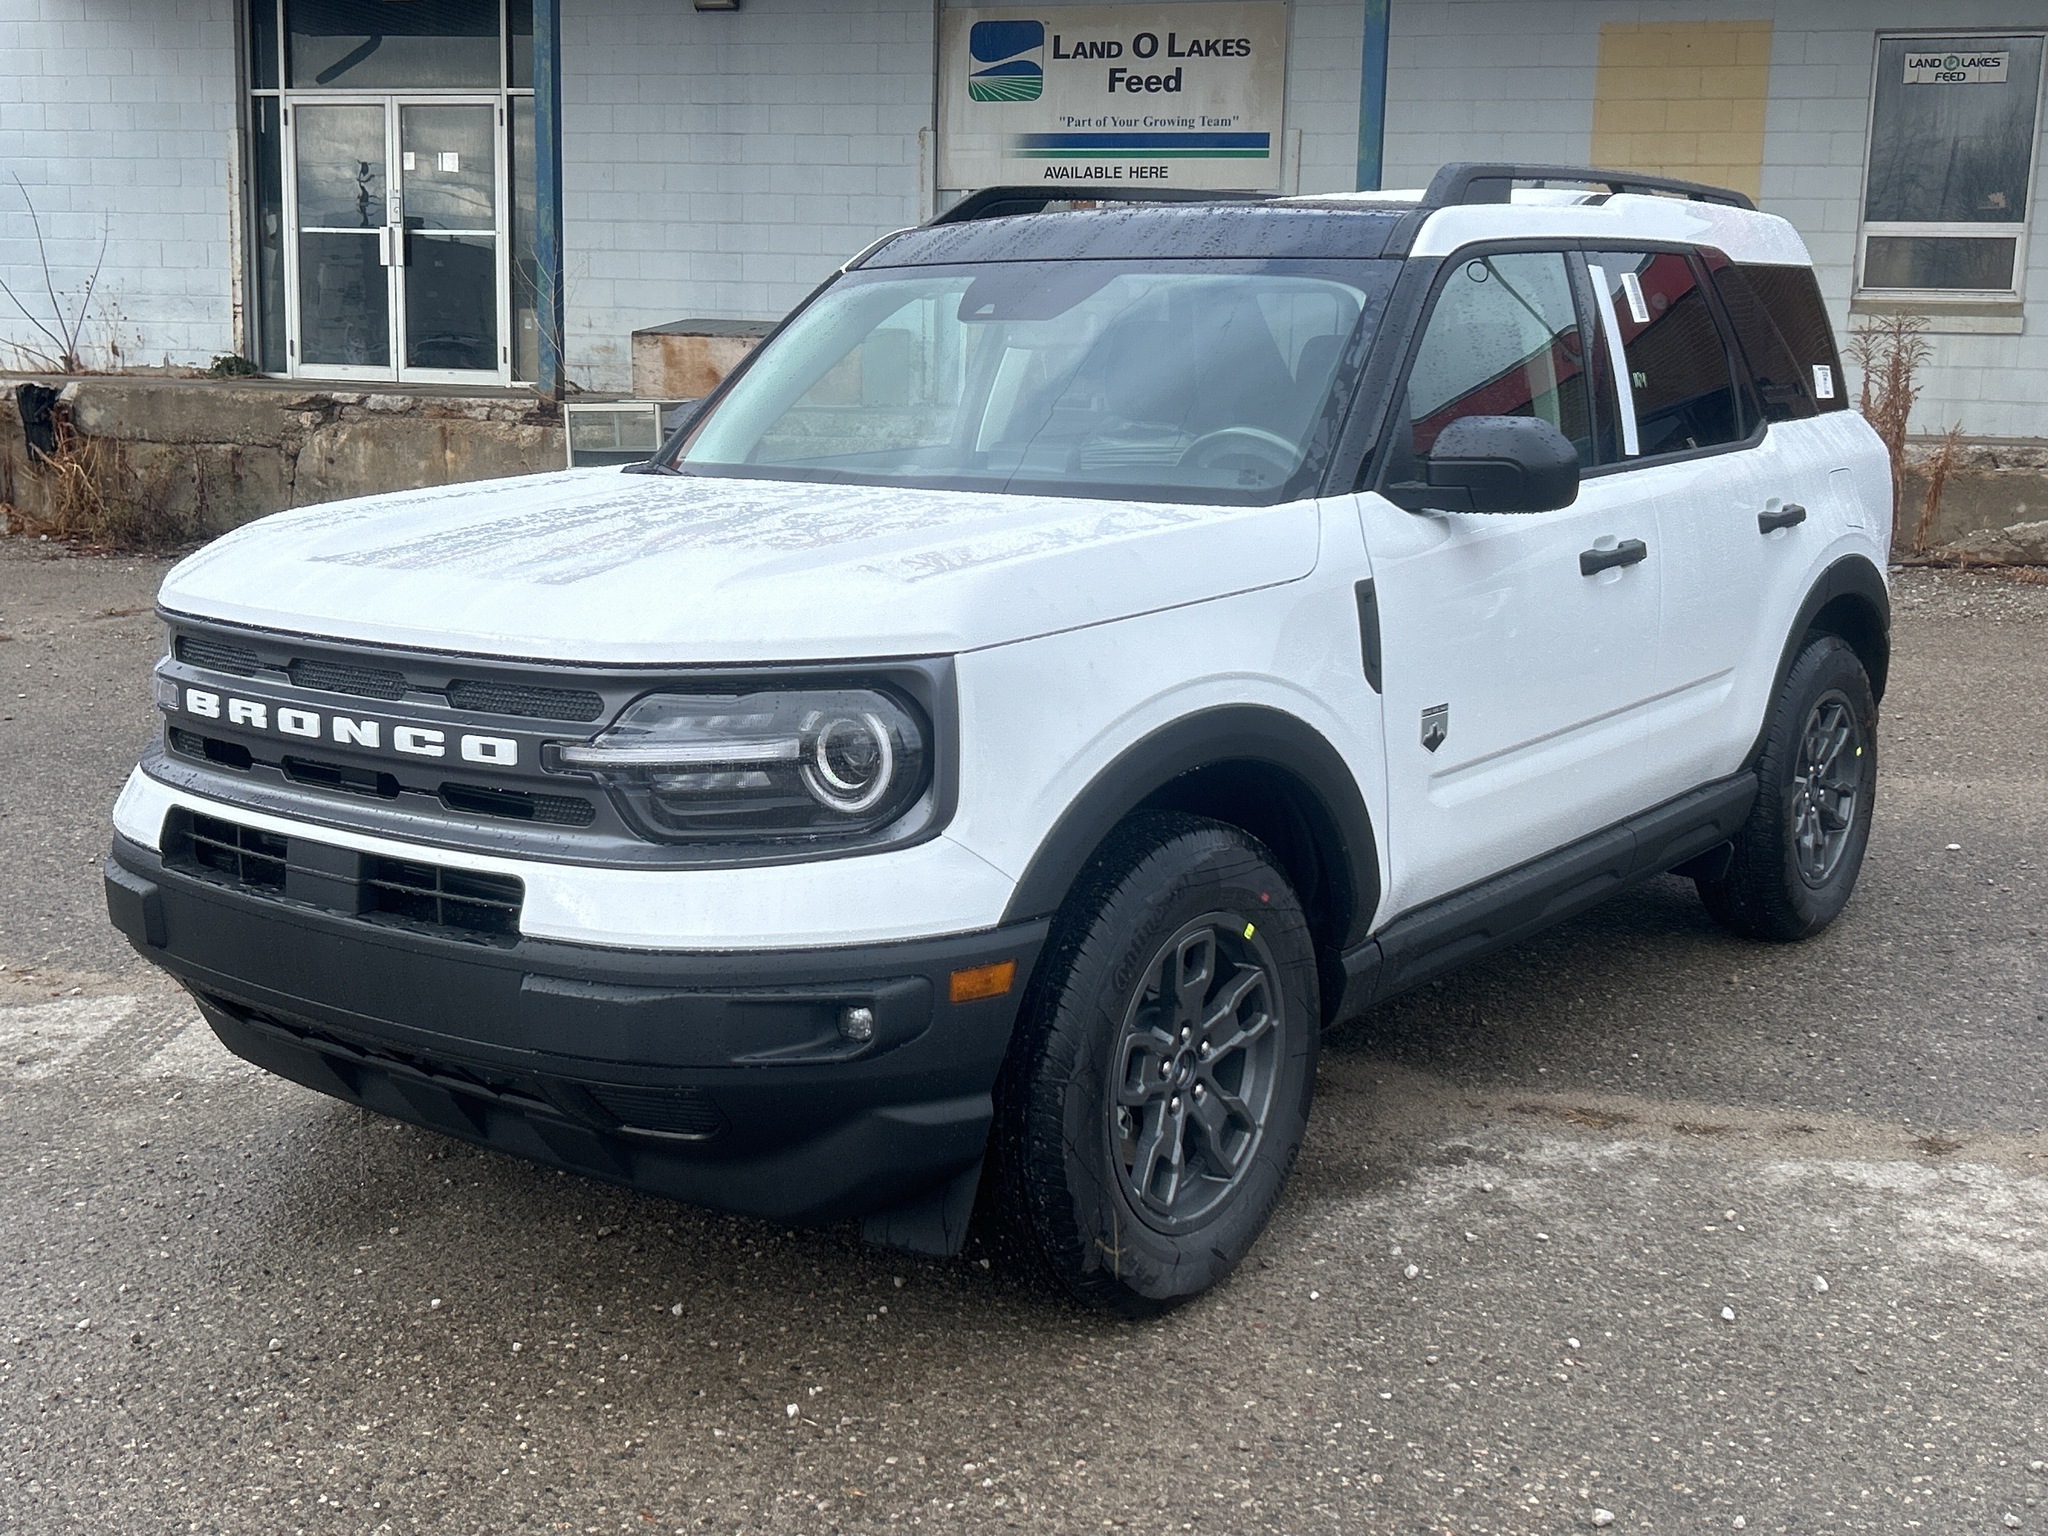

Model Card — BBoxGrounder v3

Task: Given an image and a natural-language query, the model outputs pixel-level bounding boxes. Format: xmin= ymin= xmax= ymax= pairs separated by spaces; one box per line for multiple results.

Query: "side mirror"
xmin=1386 ymin=415 xmax=1580 ymax=514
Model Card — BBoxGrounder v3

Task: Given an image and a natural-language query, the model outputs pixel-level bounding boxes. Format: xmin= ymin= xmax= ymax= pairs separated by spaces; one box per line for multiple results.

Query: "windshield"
xmin=668 ymin=258 xmax=1396 ymax=505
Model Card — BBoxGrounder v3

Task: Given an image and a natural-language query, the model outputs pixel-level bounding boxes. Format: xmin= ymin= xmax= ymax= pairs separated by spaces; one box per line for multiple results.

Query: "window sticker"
xmin=438 ymin=151 xmax=461 ymax=173
xmin=1813 ymin=364 xmax=1836 ymax=400
xmin=401 ymin=151 xmax=417 ymax=171
xmin=1620 ymin=270 xmax=1652 ymax=325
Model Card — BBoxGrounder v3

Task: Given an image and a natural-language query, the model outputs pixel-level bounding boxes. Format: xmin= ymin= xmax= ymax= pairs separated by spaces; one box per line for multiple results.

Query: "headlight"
xmin=553 ymin=689 xmax=929 ymax=844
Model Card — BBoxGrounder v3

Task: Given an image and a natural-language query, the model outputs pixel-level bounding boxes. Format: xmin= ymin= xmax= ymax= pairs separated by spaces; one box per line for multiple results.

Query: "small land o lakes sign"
xmin=939 ymin=3 xmax=1290 ymax=192
xmin=1903 ymin=49 xmax=2010 ymax=84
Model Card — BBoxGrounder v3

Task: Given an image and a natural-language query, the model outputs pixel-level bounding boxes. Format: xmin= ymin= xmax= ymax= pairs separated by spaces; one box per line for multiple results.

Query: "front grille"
xmin=585 ymin=1083 xmax=725 ymax=1139
xmin=168 ymin=727 xmax=253 ymax=771
xmin=283 ymin=756 xmax=401 ymax=799
xmin=161 ymin=809 xmax=523 ymax=943
xmin=288 ymin=656 xmax=409 ymax=701
xmin=174 ymin=625 xmax=606 ymax=722
xmin=175 ymin=634 xmax=263 ymax=675
xmin=362 ymin=856 xmax=524 ymax=940
xmin=445 ymin=679 xmax=606 ymax=722
xmin=438 ymin=781 xmax=597 ymax=826
xmin=173 ymin=812 xmax=287 ymax=892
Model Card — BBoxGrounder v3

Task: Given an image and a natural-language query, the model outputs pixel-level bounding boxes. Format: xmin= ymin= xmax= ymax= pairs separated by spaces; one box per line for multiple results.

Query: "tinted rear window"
xmin=1706 ymin=256 xmax=1845 ymax=420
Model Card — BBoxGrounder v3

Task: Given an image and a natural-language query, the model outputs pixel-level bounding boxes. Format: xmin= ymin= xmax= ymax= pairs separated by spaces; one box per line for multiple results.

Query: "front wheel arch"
xmin=997 ymin=706 xmax=1381 ymax=999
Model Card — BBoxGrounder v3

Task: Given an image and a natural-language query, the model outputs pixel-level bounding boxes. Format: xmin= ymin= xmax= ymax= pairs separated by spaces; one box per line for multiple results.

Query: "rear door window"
xmin=1585 ymin=250 xmax=1748 ymax=459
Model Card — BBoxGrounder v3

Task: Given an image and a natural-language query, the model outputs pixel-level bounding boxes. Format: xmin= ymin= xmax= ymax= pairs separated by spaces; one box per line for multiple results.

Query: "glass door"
xmin=397 ymin=102 xmax=503 ymax=380
xmin=290 ymin=101 xmax=393 ymax=376
xmin=285 ymin=97 xmax=508 ymax=384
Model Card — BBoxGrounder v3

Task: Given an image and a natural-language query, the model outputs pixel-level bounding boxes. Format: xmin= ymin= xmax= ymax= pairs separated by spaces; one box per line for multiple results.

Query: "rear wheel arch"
xmin=1784 ymin=555 xmax=1891 ymax=704
xmin=998 ymin=706 xmax=1380 ymax=1020
xmin=1749 ymin=556 xmax=1890 ymax=772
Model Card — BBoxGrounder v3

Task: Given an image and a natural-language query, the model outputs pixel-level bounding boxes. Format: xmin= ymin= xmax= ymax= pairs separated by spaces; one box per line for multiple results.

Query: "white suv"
xmin=106 ymin=164 xmax=1891 ymax=1314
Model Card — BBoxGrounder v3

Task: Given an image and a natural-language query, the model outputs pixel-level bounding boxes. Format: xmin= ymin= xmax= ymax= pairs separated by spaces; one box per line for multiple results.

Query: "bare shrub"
xmin=3 ymin=416 xmax=201 ymax=552
xmin=0 ymin=177 xmax=107 ymax=373
xmin=1845 ymin=313 xmax=1931 ymax=546
xmin=1907 ymin=423 xmax=1967 ymax=557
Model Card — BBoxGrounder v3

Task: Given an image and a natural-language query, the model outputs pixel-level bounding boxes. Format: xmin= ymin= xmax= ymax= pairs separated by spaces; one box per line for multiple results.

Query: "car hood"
xmin=158 ymin=469 xmax=1321 ymax=664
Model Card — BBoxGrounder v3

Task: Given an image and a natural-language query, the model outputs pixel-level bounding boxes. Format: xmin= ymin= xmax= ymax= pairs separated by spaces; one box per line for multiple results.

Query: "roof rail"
xmin=1421 ymin=162 xmax=1757 ymax=212
xmin=929 ymin=185 xmax=1269 ymax=226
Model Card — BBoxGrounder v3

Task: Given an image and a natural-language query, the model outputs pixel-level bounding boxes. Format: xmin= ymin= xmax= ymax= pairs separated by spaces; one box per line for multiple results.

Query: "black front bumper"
xmin=106 ymin=836 xmax=1045 ymax=1247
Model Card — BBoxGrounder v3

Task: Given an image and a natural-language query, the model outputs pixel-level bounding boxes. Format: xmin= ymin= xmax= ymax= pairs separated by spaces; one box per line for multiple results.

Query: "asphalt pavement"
xmin=1 ymin=539 xmax=2044 ymax=1535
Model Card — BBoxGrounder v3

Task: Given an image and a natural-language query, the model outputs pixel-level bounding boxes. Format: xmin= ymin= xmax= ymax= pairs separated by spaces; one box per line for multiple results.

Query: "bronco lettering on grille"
xmin=181 ymin=688 xmax=519 ymax=768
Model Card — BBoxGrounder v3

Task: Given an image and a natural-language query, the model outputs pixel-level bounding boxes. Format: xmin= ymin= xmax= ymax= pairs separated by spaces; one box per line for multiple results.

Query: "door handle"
xmin=1579 ymin=538 xmax=1648 ymax=576
xmin=1759 ymin=503 xmax=1807 ymax=534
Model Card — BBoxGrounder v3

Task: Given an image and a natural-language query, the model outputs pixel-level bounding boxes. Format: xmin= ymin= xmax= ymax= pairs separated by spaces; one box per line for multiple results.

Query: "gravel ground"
xmin=2 ymin=542 xmax=2045 ymax=1535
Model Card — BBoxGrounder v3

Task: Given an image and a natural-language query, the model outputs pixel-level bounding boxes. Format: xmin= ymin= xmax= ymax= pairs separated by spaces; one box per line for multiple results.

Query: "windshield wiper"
xmin=620 ymin=459 xmax=681 ymax=475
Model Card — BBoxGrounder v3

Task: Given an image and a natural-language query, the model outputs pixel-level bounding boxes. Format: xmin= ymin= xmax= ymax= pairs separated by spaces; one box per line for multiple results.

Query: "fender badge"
xmin=1421 ymin=703 xmax=1449 ymax=753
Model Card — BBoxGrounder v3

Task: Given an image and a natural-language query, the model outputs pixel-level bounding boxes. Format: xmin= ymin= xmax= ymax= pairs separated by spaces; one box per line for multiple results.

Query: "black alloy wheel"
xmin=1789 ymin=691 xmax=1863 ymax=887
xmin=1109 ymin=915 xmax=1284 ymax=1233
xmin=1697 ymin=633 xmax=1877 ymax=942
xmin=992 ymin=812 xmax=1319 ymax=1315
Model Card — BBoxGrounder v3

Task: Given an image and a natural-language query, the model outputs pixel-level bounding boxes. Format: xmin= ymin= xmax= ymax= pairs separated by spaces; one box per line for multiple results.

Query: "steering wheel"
xmin=1177 ymin=426 xmax=1301 ymax=483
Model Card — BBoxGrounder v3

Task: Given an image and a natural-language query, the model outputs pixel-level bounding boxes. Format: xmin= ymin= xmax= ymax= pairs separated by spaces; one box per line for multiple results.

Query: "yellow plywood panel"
xmin=1592 ymin=20 xmax=1771 ymax=205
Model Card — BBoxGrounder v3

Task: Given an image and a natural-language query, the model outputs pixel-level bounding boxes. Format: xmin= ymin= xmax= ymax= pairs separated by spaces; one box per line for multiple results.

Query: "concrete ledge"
xmin=1 ymin=375 xmax=565 ymax=534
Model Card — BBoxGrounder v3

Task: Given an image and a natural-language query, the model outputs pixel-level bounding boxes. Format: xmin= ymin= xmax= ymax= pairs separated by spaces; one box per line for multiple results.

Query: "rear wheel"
xmin=1698 ymin=634 xmax=1877 ymax=941
xmin=991 ymin=813 xmax=1318 ymax=1315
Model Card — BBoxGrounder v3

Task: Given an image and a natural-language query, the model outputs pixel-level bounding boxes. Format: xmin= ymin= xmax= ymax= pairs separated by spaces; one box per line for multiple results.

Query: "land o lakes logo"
xmin=969 ymin=19 xmax=1045 ymax=102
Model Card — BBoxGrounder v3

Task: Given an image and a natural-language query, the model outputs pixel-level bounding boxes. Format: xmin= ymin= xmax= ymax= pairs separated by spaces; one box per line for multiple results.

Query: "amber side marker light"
xmin=949 ymin=960 xmax=1016 ymax=1005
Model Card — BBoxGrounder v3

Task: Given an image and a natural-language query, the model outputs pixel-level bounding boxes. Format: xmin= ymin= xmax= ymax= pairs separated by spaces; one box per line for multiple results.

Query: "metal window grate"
xmin=445 ymin=678 xmax=606 ymax=722
xmin=172 ymin=811 xmax=288 ymax=892
xmin=362 ymin=855 xmax=524 ymax=940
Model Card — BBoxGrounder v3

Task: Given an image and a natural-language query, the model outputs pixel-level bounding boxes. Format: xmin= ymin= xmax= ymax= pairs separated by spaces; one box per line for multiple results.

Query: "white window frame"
xmin=1854 ymin=29 xmax=2047 ymax=305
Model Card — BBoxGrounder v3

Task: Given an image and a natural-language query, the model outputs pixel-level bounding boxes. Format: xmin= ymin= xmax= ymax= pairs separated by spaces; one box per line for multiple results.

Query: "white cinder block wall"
xmin=560 ymin=0 xmax=935 ymax=390
xmin=0 ymin=0 xmax=238 ymax=371
xmin=560 ymin=0 xmax=1367 ymax=391
xmin=1384 ymin=0 xmax=2048 ymax=439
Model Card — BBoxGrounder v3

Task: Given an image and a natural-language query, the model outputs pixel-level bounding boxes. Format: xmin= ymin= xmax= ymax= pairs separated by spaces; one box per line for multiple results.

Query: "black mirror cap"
xmin=1387 ymin=415 xmax=1580 ymax=514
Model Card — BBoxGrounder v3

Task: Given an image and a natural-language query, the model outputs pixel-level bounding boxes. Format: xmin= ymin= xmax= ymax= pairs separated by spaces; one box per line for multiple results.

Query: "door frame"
xmin=281 ymin=92 xmax=512 ymax=386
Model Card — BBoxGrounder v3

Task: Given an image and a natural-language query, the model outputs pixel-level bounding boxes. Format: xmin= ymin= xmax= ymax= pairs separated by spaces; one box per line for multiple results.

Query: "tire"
xmin=1697 ymin=633 xmax=1877 ymax=942
xmin=991 ymin=812 xmax=1319 ymax=1316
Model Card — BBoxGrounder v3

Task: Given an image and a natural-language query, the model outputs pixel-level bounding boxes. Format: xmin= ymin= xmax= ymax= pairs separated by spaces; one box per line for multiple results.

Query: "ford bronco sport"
xmin=106 ymin=163 xmax=1891 ymax=1314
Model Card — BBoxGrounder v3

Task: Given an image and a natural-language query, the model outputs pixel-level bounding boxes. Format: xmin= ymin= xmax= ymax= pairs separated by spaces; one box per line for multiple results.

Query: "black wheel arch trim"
xmin=1754 ymin=555 xmax=1890 ymax=767
xmin=997 ymin=705 xmax=1382 ymax=953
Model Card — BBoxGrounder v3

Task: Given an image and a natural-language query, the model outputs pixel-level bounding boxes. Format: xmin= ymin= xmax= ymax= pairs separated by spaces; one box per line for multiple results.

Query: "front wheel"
xmin=1698 ymin=633 xmax=1877 ymax=941
xmin=991 ymin=813 xmax=1318 ymax=1315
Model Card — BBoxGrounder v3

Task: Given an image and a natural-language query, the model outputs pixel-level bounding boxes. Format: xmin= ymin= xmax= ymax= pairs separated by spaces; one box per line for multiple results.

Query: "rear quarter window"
xmin=1716 ymin=260 xmax=1847 ymax=417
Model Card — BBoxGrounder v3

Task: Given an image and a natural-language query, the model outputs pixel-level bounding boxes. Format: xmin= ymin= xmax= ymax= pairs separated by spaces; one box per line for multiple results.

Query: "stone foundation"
xmin=0 ymin=375 xmax=565 ymax=536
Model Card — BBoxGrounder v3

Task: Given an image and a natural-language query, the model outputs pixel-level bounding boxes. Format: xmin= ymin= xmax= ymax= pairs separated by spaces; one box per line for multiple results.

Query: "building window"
xmin=1858 ymin=33 xmax=2046 ymax=299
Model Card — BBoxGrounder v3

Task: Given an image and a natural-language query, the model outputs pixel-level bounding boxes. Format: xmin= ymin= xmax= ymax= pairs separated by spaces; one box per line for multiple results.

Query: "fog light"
xmin=838 ymin=1005 xmax=876 ymax=1044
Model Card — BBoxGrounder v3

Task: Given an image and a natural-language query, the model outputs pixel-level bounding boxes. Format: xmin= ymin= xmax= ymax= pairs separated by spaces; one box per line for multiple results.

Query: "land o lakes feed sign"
xmin=939 ymin=4 xmax=1290 ymax=192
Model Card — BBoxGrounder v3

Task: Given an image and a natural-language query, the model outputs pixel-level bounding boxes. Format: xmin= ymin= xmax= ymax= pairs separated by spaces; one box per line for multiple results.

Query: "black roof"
xmin=858 ymin=202 xmax=1404 ymax=267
